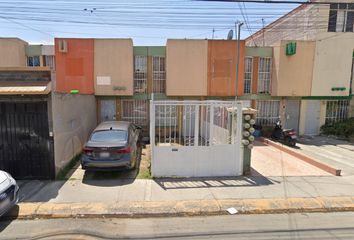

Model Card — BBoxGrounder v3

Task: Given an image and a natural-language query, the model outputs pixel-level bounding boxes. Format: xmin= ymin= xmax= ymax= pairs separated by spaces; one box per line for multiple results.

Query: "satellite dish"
xmin=227 ymin=30 xmax=234 ymax=40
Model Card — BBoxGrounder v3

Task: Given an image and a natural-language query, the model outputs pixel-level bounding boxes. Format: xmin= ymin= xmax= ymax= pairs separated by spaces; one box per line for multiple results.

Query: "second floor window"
xmin=328 ymin=3 xmax=354 ymax=32
xmin=27 ymin=56 xmax=40 ymax=67
xmin=134 ymin=56 xmax=147 ymax=94
xmin=257 ymin=57 xmax=272 ymax=94
xmin=44 ymin=55 xmax=55 ymax=70
xmin=152 ymin=56 xmax=166 ymax=94
xmin=244 ymin=57 xmax=253 ymax=94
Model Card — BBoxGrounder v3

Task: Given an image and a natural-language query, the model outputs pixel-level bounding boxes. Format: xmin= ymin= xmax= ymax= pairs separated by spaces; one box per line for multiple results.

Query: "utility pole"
xmin=212 ymin=28 xmax=215 ymax=39
xmin=235 ymin=21 xmax=244 ymax=101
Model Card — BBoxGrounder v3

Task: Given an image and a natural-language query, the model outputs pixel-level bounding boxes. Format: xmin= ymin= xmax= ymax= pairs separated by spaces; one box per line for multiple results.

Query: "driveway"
xmin=251 ymin=141 xmax=331 ymax=177
xmin=296 ymin=136 xmax=354 ymax=176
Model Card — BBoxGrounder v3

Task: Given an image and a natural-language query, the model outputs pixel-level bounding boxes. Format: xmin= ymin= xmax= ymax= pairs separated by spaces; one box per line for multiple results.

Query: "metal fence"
xmin=256 ymin=100 xmax=280 ymax=126
xmin=152 ymin=56 xmax=166 ymax=93
xmin=244 ymin=57 xmax=253 ymax=94
xmin=134 ymin=56 xmax=147 ymax=94
xmin=151 ymin=101 xmax=238 ymax=147
xmin=257 ymin=57 xmax=272 ymax=94
xmin=121 ymin=99 xmax=149 ymax=127
xmin=325 ymin=100 xmax=349 ymax=125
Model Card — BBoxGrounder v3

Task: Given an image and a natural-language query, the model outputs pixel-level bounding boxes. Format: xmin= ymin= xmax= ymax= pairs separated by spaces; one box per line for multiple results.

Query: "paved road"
xmin=1 ymin=212 xmax=354 ymax=239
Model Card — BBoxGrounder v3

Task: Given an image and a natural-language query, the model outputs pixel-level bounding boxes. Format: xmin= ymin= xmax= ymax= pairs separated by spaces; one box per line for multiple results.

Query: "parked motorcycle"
xmin=271 ymin=120 xmax=297 ymax=147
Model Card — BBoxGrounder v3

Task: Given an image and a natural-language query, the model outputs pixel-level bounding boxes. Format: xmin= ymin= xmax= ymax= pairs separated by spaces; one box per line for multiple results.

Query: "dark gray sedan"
xmin=0 ymin=171 xmax=19 ymax=217
xmin=81 ymin=121 xmax=141 ymax=171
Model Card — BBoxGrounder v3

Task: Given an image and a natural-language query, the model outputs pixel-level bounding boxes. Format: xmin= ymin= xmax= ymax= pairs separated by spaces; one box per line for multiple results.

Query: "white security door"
xmin=284 ymin=100 xmax=300 ymax=132
xmin=304 ymin=100 xmax=321 ymax=136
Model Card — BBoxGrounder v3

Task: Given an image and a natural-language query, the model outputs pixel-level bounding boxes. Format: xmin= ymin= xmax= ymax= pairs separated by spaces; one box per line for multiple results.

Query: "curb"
xmin=5 ymin=196 xmax=354 ymax=219
xmin=259 ymin=137 xmax=341 ymax=176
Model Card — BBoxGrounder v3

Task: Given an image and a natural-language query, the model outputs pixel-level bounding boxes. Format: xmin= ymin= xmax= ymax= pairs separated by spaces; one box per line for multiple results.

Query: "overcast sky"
xmin=0 ymin=0 xmax=300 ymax=45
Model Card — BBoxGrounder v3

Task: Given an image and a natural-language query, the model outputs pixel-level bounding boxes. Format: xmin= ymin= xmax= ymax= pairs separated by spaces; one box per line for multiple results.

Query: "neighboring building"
xmin=246 ymin=0 xmax=354 ymax=135
xmin=0 ymin=38 xmax=96 ymax=179
xmin=0 ymin=38 xmax=27 ymax=67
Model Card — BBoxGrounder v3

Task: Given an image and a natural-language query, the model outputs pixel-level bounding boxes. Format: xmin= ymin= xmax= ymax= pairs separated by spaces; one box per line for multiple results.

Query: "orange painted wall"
xmin=55 ymin=38 xmax=94 ymax=94
xmin=207 ymin=40 xmax=245 ymax=96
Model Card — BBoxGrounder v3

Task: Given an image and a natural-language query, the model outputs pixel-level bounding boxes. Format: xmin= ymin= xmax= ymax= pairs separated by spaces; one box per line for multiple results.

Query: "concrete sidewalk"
xmin=6 ymin=174 xmax=354 ymax=218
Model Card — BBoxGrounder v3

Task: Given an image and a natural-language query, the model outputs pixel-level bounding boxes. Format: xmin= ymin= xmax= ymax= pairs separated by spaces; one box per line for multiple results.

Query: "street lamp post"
xmin=235 ymin=22 xmax=244 ymax=101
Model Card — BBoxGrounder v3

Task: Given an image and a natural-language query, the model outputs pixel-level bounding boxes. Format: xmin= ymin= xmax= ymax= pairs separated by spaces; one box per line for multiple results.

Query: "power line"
xmin=197 ymin=0 xmax=336 ymax=5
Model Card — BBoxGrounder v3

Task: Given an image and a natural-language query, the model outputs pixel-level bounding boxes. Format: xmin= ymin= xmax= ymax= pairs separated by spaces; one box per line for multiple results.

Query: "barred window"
xmin=256 ymin=100 xmax=280 ymax=126
xmin=45 ymin=55 xmax=55 ymax=70
xmin=121 ymin=99 xmax=148 ymax=127
xmin=258 ymin=57 xmax=272 ymax=94
xmin=134 ymin=56 xmax=147 ymax=94
xmin=152 ymin=56 xmax=166 ymax=94
xmin=325 ymin=100 xmax=349 ymax=125
xmin=244 ymin=57 xmax=253 ymax=94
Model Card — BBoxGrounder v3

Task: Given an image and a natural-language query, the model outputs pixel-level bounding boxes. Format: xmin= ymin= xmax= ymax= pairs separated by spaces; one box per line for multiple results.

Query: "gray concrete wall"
xmin=51 ymin=92 xmax=97 ymax=174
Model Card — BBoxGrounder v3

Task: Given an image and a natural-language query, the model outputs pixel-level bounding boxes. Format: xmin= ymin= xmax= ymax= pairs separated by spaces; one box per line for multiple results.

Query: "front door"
xmin=304 ymin=100 xmax=321 ymax=136
xmin=284 ymin=100 xmax=300 ymax=132
xmin=100 ymin=99 xmax=116 ymax=122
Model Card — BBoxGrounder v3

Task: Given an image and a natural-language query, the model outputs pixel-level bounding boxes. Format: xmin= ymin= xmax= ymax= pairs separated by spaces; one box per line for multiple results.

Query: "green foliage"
xmin=320 ymin=118 xmax=354 ymax=138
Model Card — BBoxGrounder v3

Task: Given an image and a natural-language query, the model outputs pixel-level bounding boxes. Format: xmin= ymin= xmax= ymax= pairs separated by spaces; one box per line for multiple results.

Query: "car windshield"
xmin=90 ymin=130 xmax=127 ymax=142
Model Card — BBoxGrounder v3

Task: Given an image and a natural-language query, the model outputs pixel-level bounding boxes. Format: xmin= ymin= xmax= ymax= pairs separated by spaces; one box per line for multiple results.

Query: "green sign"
xmin=113 ymin=86 xmax=127 ymax=91
xmin=331 ymin=87 xmax=346 ymax=91
xmin=286 ymin=42 xmax=296 ymax=56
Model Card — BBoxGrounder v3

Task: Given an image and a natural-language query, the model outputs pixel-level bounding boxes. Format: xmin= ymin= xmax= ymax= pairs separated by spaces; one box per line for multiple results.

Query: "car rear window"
xmin=90 ymin=130 xmax=127 ymax=142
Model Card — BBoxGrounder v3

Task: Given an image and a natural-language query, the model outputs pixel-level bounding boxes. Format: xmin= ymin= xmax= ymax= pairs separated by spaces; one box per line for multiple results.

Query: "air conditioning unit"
xmin=58 ymin=40 xmax=68 ymax=53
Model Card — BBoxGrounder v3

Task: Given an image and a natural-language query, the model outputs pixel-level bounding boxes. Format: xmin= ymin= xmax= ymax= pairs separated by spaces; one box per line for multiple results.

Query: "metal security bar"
xmin=152 ymin=56 xmax=166 ymax=93
xmin=257 ymin=57 xmax=272 ymax=94
xmin=121 ymin=99 xmax=148 ymax=127
xmin=151 ymin=101 xmax=237 ymax=147
xmin=134 ymin=56 xmax=147 ymax=94
xmin=325 ymin=100 xmax=349 ymax=125
xmin=256 ymin=100 xmax=280 ymax=126
xmin=244 ymin=57 xmax=253 ymax=94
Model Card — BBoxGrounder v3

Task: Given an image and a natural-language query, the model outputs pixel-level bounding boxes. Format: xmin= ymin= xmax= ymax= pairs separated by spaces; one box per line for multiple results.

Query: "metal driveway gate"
xmin=150 ymin=100 xmax=243 ymax=177
xmin=0 ymin=101 xmax=54 ymax=179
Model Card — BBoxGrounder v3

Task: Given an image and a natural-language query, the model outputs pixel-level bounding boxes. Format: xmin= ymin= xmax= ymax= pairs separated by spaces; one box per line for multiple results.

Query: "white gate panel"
xmin=150 ymin=100 xmax=243 ymax=178
xmin=152 ymin=145 xmax=238 ymax=177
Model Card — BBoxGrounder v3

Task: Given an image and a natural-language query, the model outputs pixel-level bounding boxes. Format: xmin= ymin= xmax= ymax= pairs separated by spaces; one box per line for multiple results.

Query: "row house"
xmin=0 ymin=38 xmax=96 ymax=179
xmin=246 ymin=0 xmax=354 ymax=135
xmin=54 ymin=38 xmax=255 ymax=138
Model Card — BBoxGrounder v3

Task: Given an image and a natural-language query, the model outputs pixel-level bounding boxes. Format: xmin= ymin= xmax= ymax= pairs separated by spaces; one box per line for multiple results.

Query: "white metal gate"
xmin=150 ymin=100 xmax=243 ymax=177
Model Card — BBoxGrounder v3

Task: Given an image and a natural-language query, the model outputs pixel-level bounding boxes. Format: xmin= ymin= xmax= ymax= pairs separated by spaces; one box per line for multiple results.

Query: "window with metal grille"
xmin=256 ymin=100 xmax=280 ymax=126
xmin=257 ymin=57 xmax=272 ymax=94
xmin=325 ymin=100 xmax=349 ymax=125
xmin=45 ymin=56 xmax=55 ymax=70
xmin=244 ymin=57 xmax=253 ymax=94
xmin=121 ymin=99 xmax=148 ymax=127
xmin=134 ymin=56 xmax=147 ymax=94
xmin=152 ymin=56 xmax=166 ymax=94
xmin=328 ymin=3 xmax=354 ymax=32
